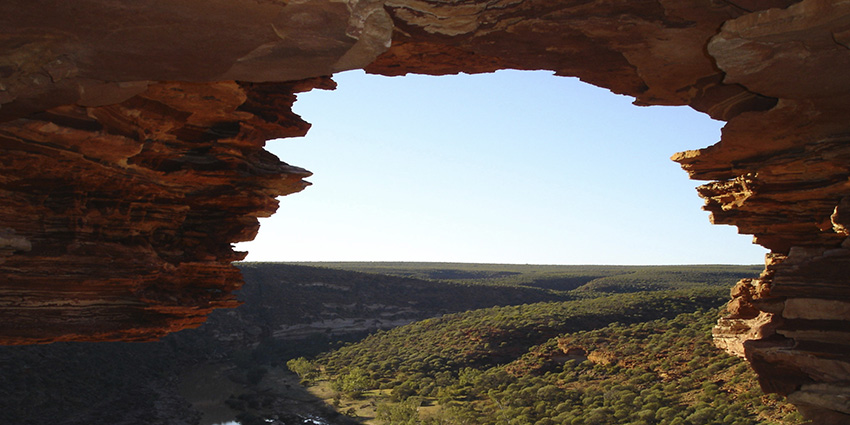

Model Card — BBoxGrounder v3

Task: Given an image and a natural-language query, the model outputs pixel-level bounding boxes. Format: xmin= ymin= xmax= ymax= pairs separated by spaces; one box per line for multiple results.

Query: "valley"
xmin=0 ymin=262 xmax=802 ymax=424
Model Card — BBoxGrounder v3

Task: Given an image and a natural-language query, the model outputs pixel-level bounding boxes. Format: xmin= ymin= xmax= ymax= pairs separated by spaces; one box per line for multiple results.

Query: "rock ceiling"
xmin=1 ymin=0 xmax=849 ymax=422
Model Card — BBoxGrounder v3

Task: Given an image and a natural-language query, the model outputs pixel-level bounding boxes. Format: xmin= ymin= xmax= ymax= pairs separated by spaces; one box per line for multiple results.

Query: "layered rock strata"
xmin=1 ymin=0 xmax=850 ymax=421
xmin=0 ymin=78 xmax=330 ymax=343
xmin=674 ymin=3 xmax=850 ymax=421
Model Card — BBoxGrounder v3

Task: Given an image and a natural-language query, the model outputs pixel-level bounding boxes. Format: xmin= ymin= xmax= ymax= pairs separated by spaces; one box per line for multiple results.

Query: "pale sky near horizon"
xmin=236 ymin=69 xmax=768 ymax=265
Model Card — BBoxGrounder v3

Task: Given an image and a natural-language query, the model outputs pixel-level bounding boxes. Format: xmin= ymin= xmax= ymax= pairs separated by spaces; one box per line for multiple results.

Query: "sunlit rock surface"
xmin=1 ymin=0 xmax=849 ymax=421
xmin=0 ymin=78 xmax=330 ymax=343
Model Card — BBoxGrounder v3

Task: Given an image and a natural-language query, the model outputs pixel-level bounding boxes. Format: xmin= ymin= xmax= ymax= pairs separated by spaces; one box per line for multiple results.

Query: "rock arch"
xmin=1 ymin=0 xmax=849 ymax=421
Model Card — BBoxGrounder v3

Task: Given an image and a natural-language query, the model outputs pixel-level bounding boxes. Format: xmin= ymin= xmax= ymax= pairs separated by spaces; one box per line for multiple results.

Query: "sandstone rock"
xmin=2 ymin=0 xmax=850 ymax=421
xmin=0 ymin=79 xmax=331 ymax=343
xmin=0 ymin=0 xmax=391 ymax=120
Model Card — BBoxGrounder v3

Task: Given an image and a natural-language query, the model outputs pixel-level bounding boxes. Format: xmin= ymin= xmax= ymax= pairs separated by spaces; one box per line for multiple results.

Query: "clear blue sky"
xmin=236 ymin=70 xmax=767 ymax=265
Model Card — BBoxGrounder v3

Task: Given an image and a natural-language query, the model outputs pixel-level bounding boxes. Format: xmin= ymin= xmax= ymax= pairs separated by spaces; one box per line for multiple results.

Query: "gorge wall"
xmin=1 ymin=0 xmax=849 ymax=422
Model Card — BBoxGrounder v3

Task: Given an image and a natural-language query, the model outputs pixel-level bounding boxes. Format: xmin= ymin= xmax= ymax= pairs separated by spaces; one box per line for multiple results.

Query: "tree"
xmin=286 ymin=357 xmax=317 ymax=382
xmin=333 ymin=367 xmax=372 ymax=398
xmin=377 ymin=398 xmax=421 ymax=425
xmin=536 ymin=384 xmax=561 ymax=402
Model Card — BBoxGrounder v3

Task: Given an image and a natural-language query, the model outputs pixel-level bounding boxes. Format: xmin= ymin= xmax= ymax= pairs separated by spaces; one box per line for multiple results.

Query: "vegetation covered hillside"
xmin=276 ymin=263 xmax=805 ymax=425
xmin=313 ymin=290 xmax=728 ymax=378
xmin=297 ymin=306 xmax=806 ymax=425
xmin=0 ymin=262 xmax=783 ymax=425
xmin=294 ymin=263 xmax=762 ymax=294
xmin=237 ymin=263 xmax=576 ymax=325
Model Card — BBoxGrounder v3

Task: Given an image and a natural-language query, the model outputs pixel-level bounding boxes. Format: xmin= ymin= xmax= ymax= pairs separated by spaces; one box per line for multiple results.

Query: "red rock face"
xmin=674 ymin=3 xmax=850 ymax=421
xmin=0 ymin=79 xmax=332 ymax=343
xmin=1 ymin=0 xmax=849 ymax=421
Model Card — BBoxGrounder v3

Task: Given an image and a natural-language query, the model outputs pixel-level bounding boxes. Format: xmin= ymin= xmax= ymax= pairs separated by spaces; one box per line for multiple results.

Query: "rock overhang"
xmin=2 ymin=0 xmax=850 ymax=422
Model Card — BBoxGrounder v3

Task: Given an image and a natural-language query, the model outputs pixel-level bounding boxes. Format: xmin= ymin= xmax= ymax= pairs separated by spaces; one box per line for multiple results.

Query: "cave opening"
xmin=237 ymin=70 xmax=766 ymax=266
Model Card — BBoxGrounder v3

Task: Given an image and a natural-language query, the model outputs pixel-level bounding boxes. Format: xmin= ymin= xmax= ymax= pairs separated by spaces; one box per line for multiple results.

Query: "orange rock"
xmin=0 ymin=80 xmax=325 ymax=344
xmin=1 ymin=0 xmax=849 ymax=421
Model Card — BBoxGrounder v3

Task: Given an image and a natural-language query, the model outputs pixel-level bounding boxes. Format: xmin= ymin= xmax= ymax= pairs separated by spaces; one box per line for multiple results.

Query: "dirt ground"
xmin=180 ymin=363 xmax=353 ymax=425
